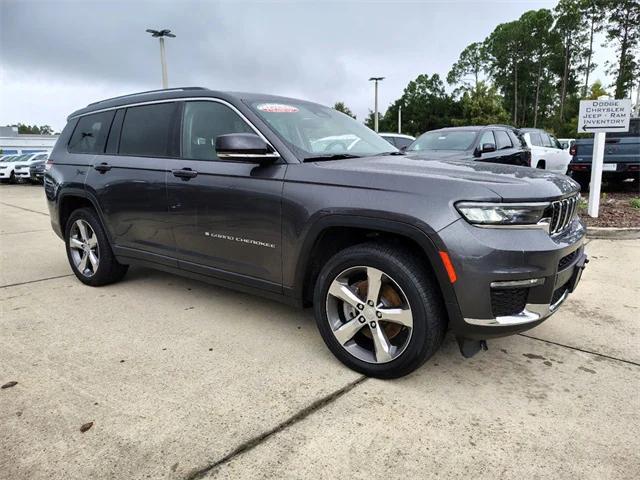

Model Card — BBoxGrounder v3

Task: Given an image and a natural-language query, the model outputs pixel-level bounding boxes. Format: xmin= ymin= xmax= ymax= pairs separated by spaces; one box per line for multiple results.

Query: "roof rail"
xmin=87 ymin=87 xmax=208 ymax=107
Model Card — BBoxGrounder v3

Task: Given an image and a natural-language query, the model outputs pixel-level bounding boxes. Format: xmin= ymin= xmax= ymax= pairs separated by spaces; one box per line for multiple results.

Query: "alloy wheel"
xmin=69 ymin=219 xmax=100 ymax=277
xmin=325 ymin=266 xmax=413 ymax=364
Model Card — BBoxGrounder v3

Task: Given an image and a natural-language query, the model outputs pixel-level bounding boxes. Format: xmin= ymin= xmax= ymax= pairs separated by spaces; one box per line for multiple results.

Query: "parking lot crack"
xmin=183 ymin=375 xmax=367 ymax=480
xmin=518 ymin=333 xmax=640 ymax=367
xmin=0 ymin=201 xmax=49 ymax=217
xmin=0 ymin=274 xmax=74 ymax=289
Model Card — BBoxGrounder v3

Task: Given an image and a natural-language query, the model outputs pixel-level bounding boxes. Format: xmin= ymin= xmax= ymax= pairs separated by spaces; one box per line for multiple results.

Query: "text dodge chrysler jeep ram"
xmin=45 ymin=87 xmax=587 ymax=378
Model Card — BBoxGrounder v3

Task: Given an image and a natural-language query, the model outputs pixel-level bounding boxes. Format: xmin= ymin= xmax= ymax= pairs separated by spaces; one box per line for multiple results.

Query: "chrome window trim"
xmin=68 ymin=97 xmax=281 ymax=159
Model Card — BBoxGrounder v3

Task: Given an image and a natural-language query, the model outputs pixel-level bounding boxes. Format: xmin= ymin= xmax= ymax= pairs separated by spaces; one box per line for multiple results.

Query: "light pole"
xmin=398 ymin=105 xmax=402 ymax=134
xmin=146 ymin=29 xmax=176 ymax=89
xmin=369 ymin=77 xmax=384 ymax=132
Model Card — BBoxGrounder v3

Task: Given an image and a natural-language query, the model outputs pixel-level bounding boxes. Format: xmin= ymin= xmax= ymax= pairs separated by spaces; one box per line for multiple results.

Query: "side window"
xmin=105 ymin=109 xmax=125 ymax=154
xmin=529 ymin=132 xmax=543 ymax=146
xmin=550 ymin=135 xmax=561 ymax=149
xmin=507 ymin=130 xmax=525 ymax=148
xmin=119 ymin=103 xmax=179 ymax=157
xmin=182 ymin=101 xmax=253 ymax=161
xmin=479 ymin=130 xmax=495 ymax=147
xmin=68 ymin=111 xmax=115 ymax=154
xmin=541 ymin=132 xmax=553 ymax=147
xmin=494 ymin=130 xmax=512 ymax=150
xmin=395 ymin=137 xmax=413 ymax=149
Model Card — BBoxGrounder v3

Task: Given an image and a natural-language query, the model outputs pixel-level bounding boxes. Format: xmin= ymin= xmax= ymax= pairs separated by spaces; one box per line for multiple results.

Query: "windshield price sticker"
xmin=257 ymin=103 xmax=299 ymax=113
xmin=578 ymin=99 xmax=631 ymax=133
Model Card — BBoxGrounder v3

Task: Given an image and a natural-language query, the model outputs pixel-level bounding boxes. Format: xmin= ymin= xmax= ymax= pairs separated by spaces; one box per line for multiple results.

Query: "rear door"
xmin=166 ymin=99 xmax=285 ymax=290
xmin=84 ymin=102 xmax=179 ymax=266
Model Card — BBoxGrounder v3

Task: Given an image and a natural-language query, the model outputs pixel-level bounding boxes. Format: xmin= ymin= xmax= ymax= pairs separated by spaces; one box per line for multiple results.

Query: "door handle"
xmin=94 ymin=163 xmax=112 ymax=173
xmin=172 ymin=168 xmax=198 ymax=180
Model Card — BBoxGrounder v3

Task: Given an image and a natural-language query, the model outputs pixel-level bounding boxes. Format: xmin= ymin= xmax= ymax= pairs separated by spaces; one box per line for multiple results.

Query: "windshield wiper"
xmin=303 ymin=153 xmax=361 ymax=162
xmin=373 ymin=151 xmax=405 ymax=156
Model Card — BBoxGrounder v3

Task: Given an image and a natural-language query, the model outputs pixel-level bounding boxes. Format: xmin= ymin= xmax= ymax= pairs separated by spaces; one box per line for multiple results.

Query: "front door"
xmin=166 ymin=100 xmax=285 ymax=291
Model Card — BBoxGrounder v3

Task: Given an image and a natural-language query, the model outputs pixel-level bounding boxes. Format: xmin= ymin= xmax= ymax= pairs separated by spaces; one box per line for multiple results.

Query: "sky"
xmin=0 ymin=0 xmax=617 ymax=132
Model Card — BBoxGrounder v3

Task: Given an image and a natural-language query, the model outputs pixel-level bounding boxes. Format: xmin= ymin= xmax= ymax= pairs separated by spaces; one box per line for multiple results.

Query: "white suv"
xmin=519 ymin=128 xmax=571 ymax=174
xmin=14 ymin=152 xmax=49 ymax=182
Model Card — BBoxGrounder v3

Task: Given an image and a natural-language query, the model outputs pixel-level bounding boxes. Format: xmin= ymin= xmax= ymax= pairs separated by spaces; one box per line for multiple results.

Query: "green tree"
xmin=580 ymin=0 xmax=606 ymax=97
xmin=447 ymin=42 xmax=490 ymax=90
xmin=15 ymin=123 xmax=54 ymax=135
xmin=333 ymin=101 xmax=356 ymax=119
xmin=587 ymin=80 xmax=610 ymax=99
xmin=603 ymin=0 xmax=640 ymax=98
xmin=452 ymin=82 xmax=510 ymax=126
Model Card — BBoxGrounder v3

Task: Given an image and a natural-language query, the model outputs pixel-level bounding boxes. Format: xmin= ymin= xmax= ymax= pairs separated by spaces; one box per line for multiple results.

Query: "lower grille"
xmin=551 ymin=283 xmax=569 ymax=305
xmin=491 ymin=288 xmax=528 ymax=317
xmin=558 ymin=249 xmax=580 ymax=271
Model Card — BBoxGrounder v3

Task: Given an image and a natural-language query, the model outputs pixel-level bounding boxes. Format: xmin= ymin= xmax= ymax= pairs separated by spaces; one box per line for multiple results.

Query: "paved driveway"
xmin=1 ymin=184 xmax=639 ymax=479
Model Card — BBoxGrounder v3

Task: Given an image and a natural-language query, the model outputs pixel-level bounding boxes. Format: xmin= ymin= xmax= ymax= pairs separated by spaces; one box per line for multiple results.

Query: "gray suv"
xmin=44 ymin=87 xmax=587 ymax=378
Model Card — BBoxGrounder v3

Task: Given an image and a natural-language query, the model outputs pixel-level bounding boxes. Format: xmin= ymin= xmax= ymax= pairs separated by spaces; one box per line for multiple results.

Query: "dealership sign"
xmin=578 ymin=98 xmax=632 ymax=133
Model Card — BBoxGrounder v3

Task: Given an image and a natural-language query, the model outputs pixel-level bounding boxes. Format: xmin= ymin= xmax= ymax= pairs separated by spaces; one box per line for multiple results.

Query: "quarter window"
xmin=182 ymin=101 xmax=253 ymax=161
xmin=119 ymin=103 xmax=178 ymax=157
xmin=68 ymin=111 xmax=115 ymax=154
xmin=494 ymin=130 xmax=512 ymax=150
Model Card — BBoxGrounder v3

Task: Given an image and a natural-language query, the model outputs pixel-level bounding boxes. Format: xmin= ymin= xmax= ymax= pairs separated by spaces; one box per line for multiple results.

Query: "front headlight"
xmin=456 ymin=201 xmax=550 ymax=227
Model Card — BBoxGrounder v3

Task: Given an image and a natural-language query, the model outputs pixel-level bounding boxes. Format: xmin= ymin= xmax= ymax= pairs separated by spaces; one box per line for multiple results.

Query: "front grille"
xmin=549 ymin=194 xmax=579 ymax=234
xmin=558 ymin=249 xmax=580 ymax=271
xmin=491 ymin=288 xmax=528 ymax=317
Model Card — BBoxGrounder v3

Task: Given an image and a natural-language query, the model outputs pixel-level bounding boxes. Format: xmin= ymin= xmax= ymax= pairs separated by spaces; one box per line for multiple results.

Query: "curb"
xmin=586 ymin=227 xmax=640 ymax=240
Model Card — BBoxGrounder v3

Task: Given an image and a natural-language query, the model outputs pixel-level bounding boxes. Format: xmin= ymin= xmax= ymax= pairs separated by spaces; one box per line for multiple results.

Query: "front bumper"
xmin=439 ymin=216 xmax=587 ymax=339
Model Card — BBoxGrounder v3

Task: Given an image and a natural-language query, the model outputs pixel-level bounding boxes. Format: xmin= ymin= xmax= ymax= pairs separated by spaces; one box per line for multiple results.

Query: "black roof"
xmin=68 ymin=87 xmax=319 ymax=120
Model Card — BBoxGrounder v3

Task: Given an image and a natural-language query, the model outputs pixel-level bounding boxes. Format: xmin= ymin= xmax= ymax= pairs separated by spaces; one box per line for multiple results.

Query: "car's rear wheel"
xmin=313 ymin=243 xmax=446 ymax=378
xmin=65 ymin=208 xmax=128 ymax=286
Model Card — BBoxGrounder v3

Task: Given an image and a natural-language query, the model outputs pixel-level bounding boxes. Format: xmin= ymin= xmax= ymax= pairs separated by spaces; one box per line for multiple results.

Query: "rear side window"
xmin=529 ymin=132 xmax=543 ymax=146
xmin=68 ymin=111 xmax=115 ymax=154
xmin=182 ymin=101 xmax=253 ymax=161
xmin=119 ymin=103 xmax=179 ymax=157
xmin=494 ymin=130 xmax=512 ymax=150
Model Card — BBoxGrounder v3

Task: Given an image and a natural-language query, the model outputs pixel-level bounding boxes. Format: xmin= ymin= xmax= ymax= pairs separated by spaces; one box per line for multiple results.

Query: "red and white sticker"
xmin=256 ymin=103 xmax=299 ymax=113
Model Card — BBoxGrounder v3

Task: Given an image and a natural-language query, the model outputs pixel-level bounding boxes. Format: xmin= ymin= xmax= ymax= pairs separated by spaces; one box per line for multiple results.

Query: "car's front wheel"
xmin=65 ymin=208 xmax=128 ymax=286
xmin=313 ymin=243 xmax=446 ymax=378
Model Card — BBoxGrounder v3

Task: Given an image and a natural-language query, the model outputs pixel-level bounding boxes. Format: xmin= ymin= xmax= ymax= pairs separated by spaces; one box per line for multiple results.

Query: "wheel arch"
xmin=58 ymin=190 xmax=112 ymax=243
xmin=291 ymin=214 xmax=462 ymax=325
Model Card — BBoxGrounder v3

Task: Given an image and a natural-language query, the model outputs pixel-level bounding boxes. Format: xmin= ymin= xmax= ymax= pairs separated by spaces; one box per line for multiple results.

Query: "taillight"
xmin=569 ymin=144 xmax=577 ymax=156
xmin=44 ymin=157 xmax=53 ymax=171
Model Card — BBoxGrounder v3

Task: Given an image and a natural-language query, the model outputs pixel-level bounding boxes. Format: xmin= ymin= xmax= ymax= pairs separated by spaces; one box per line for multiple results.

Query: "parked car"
xmin=405 ymin=125 xmax=531 ymax=167
xmin=29 ymin=154 xmax=50 ymax=183
xmin=0 ymin=153 xmax=33 ymax=183
xmin=14 ymin=152 xmax=49 ymax=183
xmin=379 ymin=133 xmax=415 ymax=150
xmin=558 ymin=138 xmax=575 ymax=150
xmin=568 ymin=118 xmax=640 ymax=190
xmin=45 ymin=88 xmax=587 ymax=378
xmin=519 ymin=128 xmax=571 ymax=174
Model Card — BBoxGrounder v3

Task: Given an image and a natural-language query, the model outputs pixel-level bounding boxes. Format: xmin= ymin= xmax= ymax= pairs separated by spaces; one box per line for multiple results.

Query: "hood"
xmin=311 ymin=155 xmax=579 ymax=201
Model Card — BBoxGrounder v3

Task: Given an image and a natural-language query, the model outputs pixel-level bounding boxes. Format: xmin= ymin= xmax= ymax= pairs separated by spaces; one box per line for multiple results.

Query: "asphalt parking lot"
xmin=1 ymin=184 xmax=639 ymax=480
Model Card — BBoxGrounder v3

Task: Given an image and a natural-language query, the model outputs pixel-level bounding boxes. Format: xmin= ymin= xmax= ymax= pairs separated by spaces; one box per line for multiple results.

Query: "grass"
xmin=630 ymin=198 xmax=640 ymax=209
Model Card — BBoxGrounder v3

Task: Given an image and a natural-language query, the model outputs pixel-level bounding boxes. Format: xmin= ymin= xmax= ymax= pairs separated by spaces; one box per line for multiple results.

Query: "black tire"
xmin=8 ymin=171 xmax=16 ymax=184
xmin=64 ymin=207 xmax=128 ymax=286
xmin=313 ymin=242 xmax=447 ymax=379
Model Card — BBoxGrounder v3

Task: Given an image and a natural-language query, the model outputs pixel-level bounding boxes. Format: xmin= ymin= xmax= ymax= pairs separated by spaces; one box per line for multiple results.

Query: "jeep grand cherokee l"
xmin=44 ymin=87 xmax=587 ymax=378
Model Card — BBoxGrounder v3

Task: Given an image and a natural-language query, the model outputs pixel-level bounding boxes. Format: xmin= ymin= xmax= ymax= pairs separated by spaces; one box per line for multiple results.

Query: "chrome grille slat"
xmin=549 ymin=194 xmax=579 ymax=235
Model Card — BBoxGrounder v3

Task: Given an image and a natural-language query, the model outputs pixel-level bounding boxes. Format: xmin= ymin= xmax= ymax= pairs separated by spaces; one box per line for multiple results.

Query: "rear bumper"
xmin=569 ymin=162 xmax=640 ymax=177
xmin=439 ymin=217 xmax=586 ymax=339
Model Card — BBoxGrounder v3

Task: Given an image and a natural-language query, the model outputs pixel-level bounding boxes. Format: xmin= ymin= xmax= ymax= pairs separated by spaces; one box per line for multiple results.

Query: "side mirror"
xmin=216 ymin=133 xmax=279 ymax=163
xmin=481 ymin=143 xmax=496 ymax=154
xmin=399 ymin=145 xmax=408 ymax=152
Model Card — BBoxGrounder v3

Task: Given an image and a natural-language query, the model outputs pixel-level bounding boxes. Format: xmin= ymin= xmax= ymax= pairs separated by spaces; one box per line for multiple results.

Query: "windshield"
xmin=408 ymin=130 xmax=478 ymax=152
xmin=247 ymin=100 xmax=397 ymax=159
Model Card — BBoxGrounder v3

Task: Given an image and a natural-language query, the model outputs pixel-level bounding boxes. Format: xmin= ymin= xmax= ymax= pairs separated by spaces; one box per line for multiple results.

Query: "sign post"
xmin=577 ymin=97 xmax=632 ymax=218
